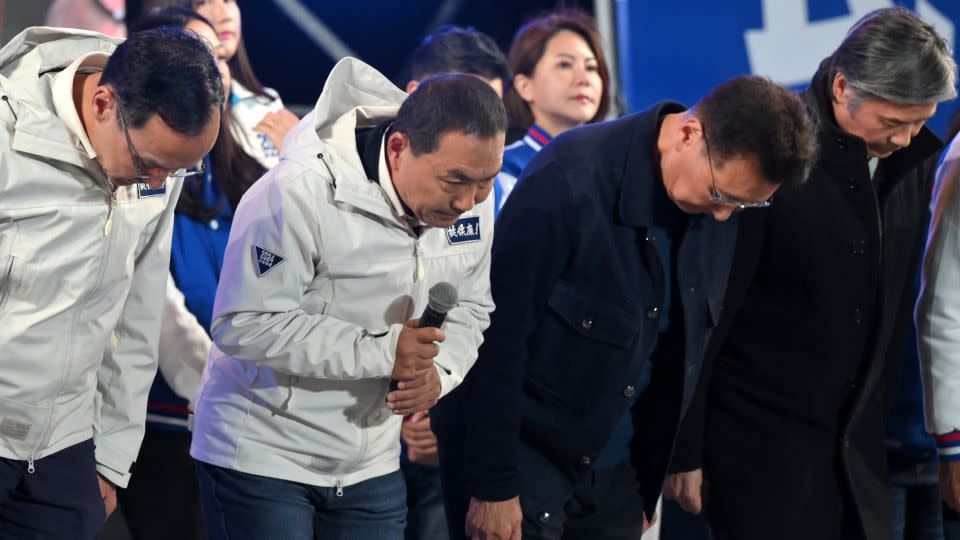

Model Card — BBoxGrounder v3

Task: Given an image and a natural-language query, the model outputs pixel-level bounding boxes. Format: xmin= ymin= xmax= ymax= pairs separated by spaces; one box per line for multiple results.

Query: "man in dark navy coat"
xmin=432 ymin=76 xmax=818 ymax=540
xmin=664 ymin=8 xmax=957 ymax=540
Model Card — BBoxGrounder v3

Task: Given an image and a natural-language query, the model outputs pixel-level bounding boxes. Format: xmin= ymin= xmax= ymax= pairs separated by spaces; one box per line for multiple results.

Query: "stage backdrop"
xmin=616 ymin=0 xmax=960 ymax=138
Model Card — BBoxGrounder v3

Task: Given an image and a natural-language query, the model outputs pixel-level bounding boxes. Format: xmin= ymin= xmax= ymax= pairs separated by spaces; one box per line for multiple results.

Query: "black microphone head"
xmin=427 ymin=282 xmax=458 ymax=314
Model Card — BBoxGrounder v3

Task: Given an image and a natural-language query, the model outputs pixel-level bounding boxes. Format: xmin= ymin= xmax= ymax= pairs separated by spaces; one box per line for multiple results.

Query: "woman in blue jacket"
xmin=494 ymin=10 xmax=611 ymax=217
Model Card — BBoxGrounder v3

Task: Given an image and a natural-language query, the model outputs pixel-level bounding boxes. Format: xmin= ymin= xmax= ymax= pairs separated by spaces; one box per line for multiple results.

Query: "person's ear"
xmin=676 ymin=116 xmax=704 ymax=151
xmin=832 ymin=72 xmax=850 ymax=106
xmin=386 ymin=131 xmax=411 ymax=174
xmin=513 ymin=73 xmax=535 ymax=103
xmin=91 ymin=85 xmax=117 ymax=125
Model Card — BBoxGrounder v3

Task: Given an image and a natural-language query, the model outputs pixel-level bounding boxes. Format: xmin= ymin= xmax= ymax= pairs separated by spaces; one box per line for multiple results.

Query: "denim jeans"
xmin=890 ymin=459 xmax=944 ymax=540
xmin=401 ymin=461 xmax=448 ymax=540
xmin=943 ymin=505 xmax=960 ymax=540
xmin=197 ymin=461 xmax=406 ymax=540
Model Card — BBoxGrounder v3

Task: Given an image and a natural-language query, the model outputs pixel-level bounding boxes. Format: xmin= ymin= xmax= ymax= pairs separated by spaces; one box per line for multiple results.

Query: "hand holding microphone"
xmin=387 ymin=282 xmax=457 ymax=415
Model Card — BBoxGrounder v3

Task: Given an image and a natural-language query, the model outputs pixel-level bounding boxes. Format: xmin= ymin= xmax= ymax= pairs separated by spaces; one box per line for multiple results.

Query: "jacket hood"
xmin=281 ymin=57 xmax=407 ymax=176
xmin=0 ymin=27 xmax=120 ymax=170
xmin=0 ymin=26 xmax=120 ymax=80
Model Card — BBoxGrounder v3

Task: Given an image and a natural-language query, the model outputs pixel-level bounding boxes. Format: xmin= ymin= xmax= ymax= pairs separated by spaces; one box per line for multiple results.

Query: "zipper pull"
xmin=415 ymin=243 xmax=424 ymax=282
xmin=335 ymin=478 xmax=343 ymax=497
xmin=103 ymin=193 xmax=117 ymax=236
xmin=27 ymin=457 xmax=34 ymax=474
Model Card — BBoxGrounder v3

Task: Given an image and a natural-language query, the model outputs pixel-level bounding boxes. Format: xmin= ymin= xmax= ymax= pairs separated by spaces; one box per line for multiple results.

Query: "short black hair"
xmin=132 ymin=6 xmax=265 ymax=221
xmin=101 ymin=26 xmax=224 ymax=135
xmin=392 ymin=73 xmax=507 ymax=156
xmin=411 ymin=26 xmax=510 ymax=83
xmin=696 ymin=76 xmax=818 ymax=187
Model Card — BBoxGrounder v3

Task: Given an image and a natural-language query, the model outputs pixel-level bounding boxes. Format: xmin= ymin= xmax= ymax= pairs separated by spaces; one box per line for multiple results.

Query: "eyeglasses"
xmin=704 ymin=135 xmax=771 ymax=209
xmin=116 ymin=102 xmax=205 ymax=182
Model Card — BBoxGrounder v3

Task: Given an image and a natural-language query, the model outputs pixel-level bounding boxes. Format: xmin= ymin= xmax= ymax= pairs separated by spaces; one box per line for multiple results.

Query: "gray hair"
xmin=830 ymin=7 xmax=957 ymax=106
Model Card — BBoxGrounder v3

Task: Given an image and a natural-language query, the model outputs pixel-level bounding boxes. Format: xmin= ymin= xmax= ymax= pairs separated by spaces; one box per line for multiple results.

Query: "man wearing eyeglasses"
xmin=664 ymin=8 xmax=957 ymax=540
xmin=0 ymin=26 xmax=222 ymax=539
xmin=432 ymin=75 xmax=817 ymax=540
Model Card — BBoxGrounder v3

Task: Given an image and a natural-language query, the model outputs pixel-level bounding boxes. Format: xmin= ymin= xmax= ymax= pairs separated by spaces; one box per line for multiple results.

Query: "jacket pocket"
xmin=524 ymin=280 xmax=643 ymax=411
xmin=0 ymin=221 xmax=18 ymax=314
xmin=247 ymin=365 xmax=299 ymax=414
xmin=546 ymin=280 xmax=640 ymax=347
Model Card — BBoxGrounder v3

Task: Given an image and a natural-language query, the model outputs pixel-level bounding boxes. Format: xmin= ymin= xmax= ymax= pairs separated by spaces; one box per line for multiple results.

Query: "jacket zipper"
xmin=316 ymin=152 xmax=423 ymax=495
xmin=332 ymin=383 xmax=391 ymax=497
xmin=28 ymin=189 xmax=117 ymax=472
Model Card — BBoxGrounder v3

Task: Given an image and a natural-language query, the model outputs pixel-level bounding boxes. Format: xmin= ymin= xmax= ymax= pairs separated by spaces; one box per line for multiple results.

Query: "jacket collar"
xmin=804 ymin=59 xmax=942 ymax=180
xmin=523 ymin=124 xmax=552 ymax=151
xmin=618 ymin=101 xmax=687 ymax=228
xmin=281 ymin=58 xmax=410 ymax=228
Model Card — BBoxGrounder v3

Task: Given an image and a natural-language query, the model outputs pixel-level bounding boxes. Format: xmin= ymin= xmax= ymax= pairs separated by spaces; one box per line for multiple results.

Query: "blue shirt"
xmin=493 ymin=124 xmax=552 ymax=219
xmin=595 ymin=157 xmax=688 ymax=468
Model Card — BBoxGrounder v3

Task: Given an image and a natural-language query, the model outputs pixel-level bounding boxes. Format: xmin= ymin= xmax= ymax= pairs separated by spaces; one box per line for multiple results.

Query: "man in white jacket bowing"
xmin=190 ymin=57 xmax=505 ymax=540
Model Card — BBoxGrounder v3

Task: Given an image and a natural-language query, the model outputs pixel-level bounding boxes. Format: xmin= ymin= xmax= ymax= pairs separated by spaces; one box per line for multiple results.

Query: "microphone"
xmin=390 ymin=282 xmax=458 ymax=392
xmin=417 ymin=282 xmax=459 ymax=329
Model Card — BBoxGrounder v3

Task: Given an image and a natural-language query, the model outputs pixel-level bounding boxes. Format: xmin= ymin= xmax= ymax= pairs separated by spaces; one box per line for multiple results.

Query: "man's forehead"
xmin=869 ymin=98 xmax=937 ymax=123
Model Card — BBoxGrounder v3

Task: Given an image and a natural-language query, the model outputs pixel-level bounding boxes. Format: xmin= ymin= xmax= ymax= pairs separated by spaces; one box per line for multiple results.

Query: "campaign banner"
xmin=617 ymin=0 xmax=960 ymax=137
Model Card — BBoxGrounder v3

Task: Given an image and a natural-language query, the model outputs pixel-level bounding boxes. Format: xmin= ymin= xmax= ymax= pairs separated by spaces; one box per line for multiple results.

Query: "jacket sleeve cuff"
xmin=935 ymin=431 xmax=960 ymax=462
xmin=468 ymin=473 xmax=520 ymax=502
xmin=94 ymin=439 xmax=134 ymax=488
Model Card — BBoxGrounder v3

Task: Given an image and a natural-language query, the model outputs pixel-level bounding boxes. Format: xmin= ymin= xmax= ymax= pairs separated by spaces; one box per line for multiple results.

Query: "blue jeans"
xmin=401 ymin=461 xmax=448 ymax=540
xmin=890 ymin=459 xmax=944 ymax=540
xmin=197 ymin=461 xmax=406 ymax=540
xmin=891 ymin=483 xmax=944 ymax=540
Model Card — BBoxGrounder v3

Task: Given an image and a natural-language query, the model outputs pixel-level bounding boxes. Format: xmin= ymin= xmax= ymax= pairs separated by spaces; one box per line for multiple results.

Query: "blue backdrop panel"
xmin=617 ymin=0 xmax=960 ymax=137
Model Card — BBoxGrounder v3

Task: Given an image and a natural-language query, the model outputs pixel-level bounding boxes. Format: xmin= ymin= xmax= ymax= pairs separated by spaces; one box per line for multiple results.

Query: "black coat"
xmin=672 ymin=63 xmax=942 ymax=540
xmin=433 ymin=103 xmax=738 ymax=537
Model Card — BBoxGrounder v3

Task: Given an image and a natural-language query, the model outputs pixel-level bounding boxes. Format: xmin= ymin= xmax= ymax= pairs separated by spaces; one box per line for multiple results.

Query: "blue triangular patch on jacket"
xmin=446 ymin=216 xmax=481 ymax=244
xmin=138 ymin=181 xmax=166 ymax=198
xmin=253 ymin=245 xmax=285 ymax=277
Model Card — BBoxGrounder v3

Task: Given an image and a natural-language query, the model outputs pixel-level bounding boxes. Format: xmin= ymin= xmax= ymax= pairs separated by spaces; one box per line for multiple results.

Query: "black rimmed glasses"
xmin=116 ymin=102 xmax=205 ymax=182
xmin=704 ymin=135 xmax=771 ymax=210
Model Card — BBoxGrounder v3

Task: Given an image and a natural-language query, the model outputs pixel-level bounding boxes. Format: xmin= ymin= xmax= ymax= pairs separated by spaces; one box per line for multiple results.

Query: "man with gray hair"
xmin=664 ymin=7 xmax=957 ymax=540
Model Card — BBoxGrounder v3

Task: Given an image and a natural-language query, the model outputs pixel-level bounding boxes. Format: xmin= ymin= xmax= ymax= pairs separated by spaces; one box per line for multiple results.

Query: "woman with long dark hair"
xmin=191 ymin=0 xmax=300 ymax=168
xmin=493 ymin=9 xmax=611 ymax=217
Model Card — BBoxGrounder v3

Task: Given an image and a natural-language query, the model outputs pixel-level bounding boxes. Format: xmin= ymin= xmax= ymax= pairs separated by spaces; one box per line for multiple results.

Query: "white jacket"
xmin=918 ymin=135 xmax=960 ymax=448
xmin=230 ymin=80 xmax=284 ymax=169
xmin=190 ymin=57 xmax=495 ymax=489
xmin=0 ymin=27 xmax=181 ymax=486
xmin=157 ymin=276 xmax=210 ymax=411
